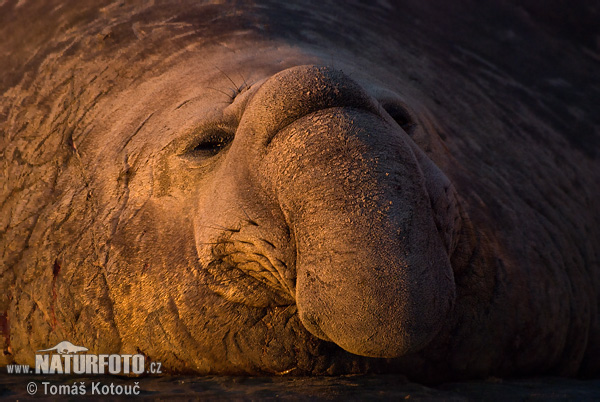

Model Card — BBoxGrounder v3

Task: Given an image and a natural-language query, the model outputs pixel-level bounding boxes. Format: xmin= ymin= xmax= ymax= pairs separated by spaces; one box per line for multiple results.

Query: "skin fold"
xmin=0 ymin=1 xmax=598 ymax=382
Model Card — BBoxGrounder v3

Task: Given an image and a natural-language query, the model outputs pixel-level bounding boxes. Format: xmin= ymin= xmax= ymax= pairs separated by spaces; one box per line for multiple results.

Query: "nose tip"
xmin=237 ymin=65 xmax=381 ymax=149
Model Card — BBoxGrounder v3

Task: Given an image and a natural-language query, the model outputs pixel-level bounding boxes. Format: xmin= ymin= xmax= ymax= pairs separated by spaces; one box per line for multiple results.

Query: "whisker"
xmin=239 ymin=207 xmax=259 ymax=226
xmin=207 ymin=86 xmax=235 ymax=100
xmin=215 ymin=66 xmax=240 ymax=94
xmin=238 ymin=72 xmax=249 ymax=91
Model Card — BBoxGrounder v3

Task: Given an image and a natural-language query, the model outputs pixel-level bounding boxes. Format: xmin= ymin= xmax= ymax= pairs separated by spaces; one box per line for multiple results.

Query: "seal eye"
xmin=380 ymin=99 xmax=417 ymax=135
xmin=184 ymin=130 xmax=234 ymax=159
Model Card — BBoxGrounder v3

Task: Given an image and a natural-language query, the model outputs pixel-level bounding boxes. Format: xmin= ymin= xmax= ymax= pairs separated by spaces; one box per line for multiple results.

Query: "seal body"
xmin=0 ymin=0 xmax=598 ymax=381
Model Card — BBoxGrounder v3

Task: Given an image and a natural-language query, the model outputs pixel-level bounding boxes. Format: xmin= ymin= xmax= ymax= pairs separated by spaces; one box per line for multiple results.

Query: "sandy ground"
xmin=1 ymin=374 xmax=599 ymax=400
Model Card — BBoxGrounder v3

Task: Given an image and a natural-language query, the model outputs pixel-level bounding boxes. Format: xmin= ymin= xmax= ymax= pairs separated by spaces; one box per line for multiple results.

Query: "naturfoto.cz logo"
xmin=7 ymin=340 xmax=162 ymax=375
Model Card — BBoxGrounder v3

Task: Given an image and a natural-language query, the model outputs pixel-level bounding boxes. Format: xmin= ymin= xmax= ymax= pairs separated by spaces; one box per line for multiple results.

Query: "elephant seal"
xmin=1 ymin=1 xmax=598 ymax=381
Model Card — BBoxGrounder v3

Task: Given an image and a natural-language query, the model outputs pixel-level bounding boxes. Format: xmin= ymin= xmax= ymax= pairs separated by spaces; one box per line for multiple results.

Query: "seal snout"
xmin=239 ymin=65 xmax=458 ymax=358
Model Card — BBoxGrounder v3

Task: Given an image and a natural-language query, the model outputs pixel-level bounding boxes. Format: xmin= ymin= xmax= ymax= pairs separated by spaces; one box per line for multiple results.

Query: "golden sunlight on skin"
xmin=1 ymin=1 xmax=598 ymax=383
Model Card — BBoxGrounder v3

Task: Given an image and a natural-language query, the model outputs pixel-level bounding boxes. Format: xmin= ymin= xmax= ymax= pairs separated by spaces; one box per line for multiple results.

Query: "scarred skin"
xmin=0 ymin=1 xmax=599 ymax=381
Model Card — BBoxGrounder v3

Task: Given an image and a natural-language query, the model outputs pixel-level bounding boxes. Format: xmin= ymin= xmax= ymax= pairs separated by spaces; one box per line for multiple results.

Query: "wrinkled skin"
xmin=1 ymin=1 xmax=599 ymax=381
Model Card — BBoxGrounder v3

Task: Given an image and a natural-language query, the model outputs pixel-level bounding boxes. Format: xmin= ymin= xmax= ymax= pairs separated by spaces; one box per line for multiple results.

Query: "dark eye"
xmin=184 ymin=130 xmax=234 ymax=159
xmin=380 ymin=100 xmax=416 ymax=135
